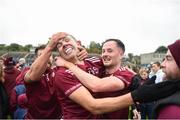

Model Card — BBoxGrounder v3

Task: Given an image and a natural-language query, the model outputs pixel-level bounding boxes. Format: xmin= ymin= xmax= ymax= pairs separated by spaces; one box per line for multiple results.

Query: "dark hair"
xmin=152 ymin=61 xmax=161 ymax=67
xmin=35 ymin=45 xmax=46 ymax=56
xmin=102 ymin=39 xmax=125 ymax=53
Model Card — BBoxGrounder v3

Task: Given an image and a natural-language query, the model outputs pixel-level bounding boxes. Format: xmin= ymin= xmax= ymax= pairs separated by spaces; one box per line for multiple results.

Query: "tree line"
xmin=0 ymin=43 xmax=33 ymax=52
xmin=0 ymin=42 xmax=167 ymax=54
xmin=0 ymin=41 xmax=102 ymax=53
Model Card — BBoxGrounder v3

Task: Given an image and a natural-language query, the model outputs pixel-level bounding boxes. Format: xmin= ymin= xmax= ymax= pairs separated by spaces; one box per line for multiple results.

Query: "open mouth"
xmin=63 ymin=45 xmax=74 ymax=55
xmin=103 ymin=56 xmax=111 ymax=62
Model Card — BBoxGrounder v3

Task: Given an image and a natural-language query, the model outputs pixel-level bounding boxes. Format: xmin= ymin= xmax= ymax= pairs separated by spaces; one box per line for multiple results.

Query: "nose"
xmin=102 ymin=51 xmax=108 ymax=57
xmin=161 ymin=60 xmax=165 ymax=68
xmin=58 ymin=40 xmax=68 ymax=49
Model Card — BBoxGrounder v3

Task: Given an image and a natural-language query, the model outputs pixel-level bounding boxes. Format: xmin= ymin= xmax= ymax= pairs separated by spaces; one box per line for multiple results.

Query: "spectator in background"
xmin=16 ymin=58 xmax=27 ymax=71
xmin=3 ymin=57 xmax=21 ymax=118
xmin=10 ymin=68 xmax=29 ymax=119
xmin=149 ymin=61 xmax=165 ymax=83
xmin=138 ymin=68 xmax=155 ymax=119
xmin=3 ymin=57 xmax=20 ymax=98
xmin=0 ymin=63 xmax=9 ymax=118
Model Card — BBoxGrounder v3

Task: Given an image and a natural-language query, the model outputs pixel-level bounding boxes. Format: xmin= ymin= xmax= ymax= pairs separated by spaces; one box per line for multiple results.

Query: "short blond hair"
xmin=139 ymin=68 xmax=148 ymax=75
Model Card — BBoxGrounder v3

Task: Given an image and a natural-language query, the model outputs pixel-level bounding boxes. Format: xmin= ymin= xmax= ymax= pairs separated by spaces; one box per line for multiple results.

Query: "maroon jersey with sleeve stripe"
xmin=101 ymin=67 xmax=134 ymax=119
xmin=54 ymin=57 xmax=104 ymax=119
xmin=23 ymin=68 xmax=62 ymax=119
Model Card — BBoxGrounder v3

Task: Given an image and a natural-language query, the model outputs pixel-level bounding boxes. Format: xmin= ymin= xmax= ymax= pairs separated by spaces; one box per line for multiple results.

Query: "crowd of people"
xmin=0 ymin=32 xmax=180 ymax=119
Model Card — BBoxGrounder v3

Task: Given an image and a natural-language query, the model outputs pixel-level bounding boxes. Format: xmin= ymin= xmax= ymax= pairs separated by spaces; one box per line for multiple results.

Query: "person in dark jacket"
xmin=137 ymin=68 xmax=155 ymax=119
xmin=153 ymin=40 xmax=180 ymax=119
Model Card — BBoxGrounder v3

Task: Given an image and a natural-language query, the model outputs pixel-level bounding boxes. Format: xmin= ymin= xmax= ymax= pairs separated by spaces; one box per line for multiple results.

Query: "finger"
xmin=77 ymin=49 xmax=86 ymax=57
xmin=77 ymin=45 xmax=84 ymax=51
xmin=77 ymin=52 xmax=87 ymax=61
xmin=52 ymin=32 xmax=67 ymax=42
xmin=56 ymin=32 xmax=68 ymax=40
xmin=77 ymin=55 xmax=84 ymax=61
xmin=134 ymin=114 xmax=137 ymax=118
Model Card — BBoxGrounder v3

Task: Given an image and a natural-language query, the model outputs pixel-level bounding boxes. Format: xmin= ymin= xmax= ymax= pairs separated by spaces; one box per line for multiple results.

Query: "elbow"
xmin=89 ymin=107 xmax=102 ymax=115
xmin=91 ymin=88 xmax=99 ymax=93
xmin=89 ymin=84 xmax=102 ymax=93
xmin=91 ymin=110 xmax=103 ymax=115
xmin=91 ymin=111 xmax=102 ymax=115
xmin=26 ymin=71 xmax=35 ymax=81
xmin=29 ymin=74 xmax=38 ymax=81
xmin=25 ymin=70 xmax=40 ymax=82
xmin=86 ymin=101 xmax=104 ymax=115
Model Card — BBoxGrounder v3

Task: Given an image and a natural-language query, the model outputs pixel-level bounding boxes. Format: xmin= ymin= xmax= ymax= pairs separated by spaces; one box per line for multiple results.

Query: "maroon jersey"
xmin=54 ymin=57 xmax=104 ymax=119
xmin=158 ymin=105 xmax=180 ymax=119
xmin=101 ymin=67 xmax=134 ymax=119
xmin=22 ymin=68 xmax=62 ymax=119
xmin=3 ymin=67 xmax=21 ymax=98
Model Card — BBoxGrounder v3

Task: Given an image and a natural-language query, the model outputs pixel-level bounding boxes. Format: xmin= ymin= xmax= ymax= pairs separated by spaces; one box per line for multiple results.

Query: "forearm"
xmin=92 ymin=93 xmax=133 ymax=114
xmin=65 ymin=62 xmax=102 ymax=91
xmin=25 ymin=47 xmax=52 ymax=82
xmin=131 ymin=80 xmax=180 ymax=103
xmin=70 ymin=85 xmax=133 ymax=115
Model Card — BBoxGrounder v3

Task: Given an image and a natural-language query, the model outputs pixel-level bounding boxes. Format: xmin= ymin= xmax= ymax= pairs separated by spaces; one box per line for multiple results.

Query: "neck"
xmin=68 ymin=57 xmax=84 ymax=65
xmin=105 ymin=63 xmax=121 ymax=74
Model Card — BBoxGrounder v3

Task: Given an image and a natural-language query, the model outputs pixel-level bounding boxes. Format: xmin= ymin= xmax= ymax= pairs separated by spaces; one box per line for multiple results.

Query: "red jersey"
xmin=158 ymin=105 xmax=180 ymax=119
xmin=101 ymin=67 xmax=134 ymax=119
xmin=22 ymin=68 xmax=62 ymax=119
xmin=54 ymin=57 xmax=104 ymax=119
xmin=3 ymin=67 xmax=21 ymax=98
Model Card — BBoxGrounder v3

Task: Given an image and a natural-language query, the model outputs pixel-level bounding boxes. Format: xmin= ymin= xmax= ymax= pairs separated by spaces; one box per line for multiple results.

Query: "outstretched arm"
xmin=58 ymin=70 xmax=180 ymax=115
xmin=55 ymin=57 xmax=125 ymax=92
xmin=73 ymin=79 xmax=180 ymax=114
xmin=69 ymin=85 xmax=133 ymax=114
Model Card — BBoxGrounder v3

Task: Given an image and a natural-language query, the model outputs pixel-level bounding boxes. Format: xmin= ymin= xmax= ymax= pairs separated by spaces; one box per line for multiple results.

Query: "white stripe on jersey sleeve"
xmin=85 ymin=57 xmax=101 ymax=63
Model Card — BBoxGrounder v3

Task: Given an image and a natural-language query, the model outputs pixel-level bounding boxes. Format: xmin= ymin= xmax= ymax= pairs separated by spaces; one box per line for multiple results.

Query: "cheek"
xmin=58 ymin=48 xmax=64 ymax=54
xmin=171 ymin=65 xmax=179 ymax=74
xmin=164 ymin=65 xmax=174 ymax=76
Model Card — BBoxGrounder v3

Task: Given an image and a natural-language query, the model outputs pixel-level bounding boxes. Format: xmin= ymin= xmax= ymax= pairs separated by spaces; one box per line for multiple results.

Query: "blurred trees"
xmin=127 ymin=53 xmax=141 ymax=66
xmin=87 ymin=41 xmax=102 ymax=54
xmin=0 ymin=43 xmax=33 ymax=52
xmin=0 ymin=42 xmax=167 ymax=56
xmin=155 ymin=46 xmax=167 ymax=53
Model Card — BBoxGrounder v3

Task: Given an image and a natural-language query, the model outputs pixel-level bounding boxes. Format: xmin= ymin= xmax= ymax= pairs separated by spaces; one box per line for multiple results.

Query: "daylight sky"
xmin=0 ymin=0 xmax=180 ymax=55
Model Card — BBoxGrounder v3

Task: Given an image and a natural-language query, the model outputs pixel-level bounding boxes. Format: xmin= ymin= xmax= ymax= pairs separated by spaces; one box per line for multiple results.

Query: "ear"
xmin=118 ymin=48 xmax=124 ymax=56
xmin=77 ymin=40 xmax=82 ymax=46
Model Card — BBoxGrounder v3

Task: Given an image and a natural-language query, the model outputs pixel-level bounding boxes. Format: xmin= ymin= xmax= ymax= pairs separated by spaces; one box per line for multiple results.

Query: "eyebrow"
xmin=165 ymin=55 xmax=173 ymax=60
